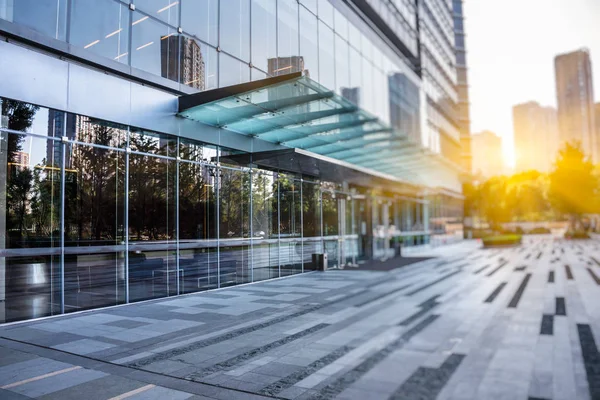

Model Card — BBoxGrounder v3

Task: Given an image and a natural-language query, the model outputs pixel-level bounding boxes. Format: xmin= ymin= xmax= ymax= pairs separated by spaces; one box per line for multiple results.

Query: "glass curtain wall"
xmin=1 ymin=98 xmax=364 ymax=324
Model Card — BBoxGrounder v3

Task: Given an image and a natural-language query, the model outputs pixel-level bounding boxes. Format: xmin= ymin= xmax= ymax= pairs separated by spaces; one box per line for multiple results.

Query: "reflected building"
xmin=47 ymin=110 xmax=76 ymax=167
xmin=471 ymin=130 xmax=503 ymax=178
xmin=555 ymin=49 xmax=596 ymax=161
xmin=453 ymin=0 xmax=472 ymax=173
xmin=341 ymin=87 xmax=360 ymax=106
xmin=513 ymin=101 xmax=558 ymax=172
xmin=13 ymin=151 xmax=29 ymax=170
xmin=388 ymin=73 xmax=421 ymax=143
xmin=268 ymin=56 xmax=304 ymax=77
xmin=162 ymin=36 xmax=205 ymax=91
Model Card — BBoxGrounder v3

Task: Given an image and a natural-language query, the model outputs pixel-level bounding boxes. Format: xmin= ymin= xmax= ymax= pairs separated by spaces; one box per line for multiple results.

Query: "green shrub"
xmin=528 ymin=227 xmax=551 ymax=234
xmin=482 ymin=234 xmax=522 ymax=247
xmin=565 ymin=231 xmax=590 ymax=239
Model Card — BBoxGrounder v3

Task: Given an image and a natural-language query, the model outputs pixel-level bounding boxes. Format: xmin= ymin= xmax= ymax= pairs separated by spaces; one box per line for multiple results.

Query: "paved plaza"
xmin=1 ymin=236 xmax=600 ymax=399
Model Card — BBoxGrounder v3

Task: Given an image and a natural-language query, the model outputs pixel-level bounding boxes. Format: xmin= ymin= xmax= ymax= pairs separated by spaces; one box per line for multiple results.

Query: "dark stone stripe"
xmin=536 ymin=252 xmax=542 ymax=259
xmin=588 ymin=268 xmax=600 ymax=285
xmin=555 ymin=297 xmax=566 ymax=316
xmin=592 ymin=257 xmax=600 ymax=266
xmin=186 ymin=323 xmax=329 ymax=381
xmin=565 ymin=265 xmax=574 ymax=280
xmin=548 ymin=271 xmax=555 ymax=283
xmin=486 ymin=261 xmax=508 ymax=277
xmin=389 ymin=353 xmax=466 ymax=400
xmin=128 ymin=304 xmax=324 ymax=367
xmin=529 ymin=397 xmax=551 ymax=400
xmin=355 ymin=283 xmax=413 ymax=307
xmin=577 ymin=324 xmax=600 ymax=400
xmin=405 ymin=271 xmax=461 ymax=296
xmin=399 ymin=295 xmax=440 ymax=326
xmin=258 ymin=346 xmax=353 ymax=396
xmin=525 ymin=253 xmax=531 ymax=260
xmin=514 ymin=266 xmax=527 ymax=271
xmin=473 ymin=264 xmax=490 ymax=275
xmin=507 ymin=273 xmax=532 ymax=308
xmin=540 ymin=314 xmax=553 ymax=335
xmin=484 ymin=282 xmax=507 ymax=303
xmin=310 ymin=315 xmax=440 ymax=399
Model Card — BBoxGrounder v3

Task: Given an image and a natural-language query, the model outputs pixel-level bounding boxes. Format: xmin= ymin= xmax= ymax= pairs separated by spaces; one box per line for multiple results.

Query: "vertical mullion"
xmin=176 ymin=138 xmax=180 ymax=295
xmin=277 ymin=173 xmax=281 ymax=278
xmin=124 ymin=133 xmax=130 ymax=303
xmin=249 ymin=167 xmax=253 ymax=282
xmin=216 ymin=165 xmax=220 ymax=288
xmin=300 ymin=178 xmax=303 ymax=273
xmin=59 ymin=130 xmax=66 ymax=315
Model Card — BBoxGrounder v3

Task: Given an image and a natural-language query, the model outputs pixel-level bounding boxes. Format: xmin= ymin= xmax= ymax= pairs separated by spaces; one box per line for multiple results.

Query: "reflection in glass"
xmin=131 ymin=12 xmax=179 ymax=82
xmin=0 ymin=0 xmax=67 ymax=40
xmin=318 ymin=0 xmax=334 ymax=27
xmin=178 ymin=161 xmax=218 ymax=293
xmin=301 ymin=180 xmax=321 ymax=269
xmin=277 ymin=0 xmax=300 ymax=74
xmin=181 ymin=0 xmax=218 ymax=46
xmin=64 ymin=139 xmax=125 ymax=312
xmin=252 ymin=170 xmax=278 ymax=281
xmin=219 ymin=53 xmax=250 ymax=87
xmin=1 ymin=126 xmax=61 ymax=322
xmin=70 ymin=0 xmax=130 ymax=63
xmin=318 ymin=21 xmax=335 ymax=89
xmin=335 ymin=34 xmax=349 ymax=95
xmin=279 ymin=175 xmax=302 ymax=275
xmin=128 ymin=131 xmax=176 ymax=301
xmin=251 ymin=0 xmax=276 ymax=73
xmin=179 ymin=36 xmax=218 ymax=91
xmin=134 ymin=0 xmax=179 ymax=26
xmin=299 ymin=7 xmax=319 ymax=81
xmin=219 ymin=168 xmax=250 ymax=286
xmin=219 ymin=0 xmax=250 ymax=61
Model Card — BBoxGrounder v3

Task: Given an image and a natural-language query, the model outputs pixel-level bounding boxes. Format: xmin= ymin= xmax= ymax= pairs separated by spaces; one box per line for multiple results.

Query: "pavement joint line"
xmin=0 ymin=336 xmax=283 ymax=400
xmin=108 ymin=384 xmax=156 ymax=400
xmin=1 ymin=365 xmax=82 ymax=389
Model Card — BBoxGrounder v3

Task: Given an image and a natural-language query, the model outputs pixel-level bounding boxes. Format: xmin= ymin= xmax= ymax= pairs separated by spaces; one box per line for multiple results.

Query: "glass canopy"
xmin=178 ymin=72 xmax=460 ymax=184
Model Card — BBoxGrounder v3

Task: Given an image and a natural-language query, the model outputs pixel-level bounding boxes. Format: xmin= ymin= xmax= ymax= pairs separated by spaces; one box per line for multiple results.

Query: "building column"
xmin=0 ymin=130 xmax=6 ymax=321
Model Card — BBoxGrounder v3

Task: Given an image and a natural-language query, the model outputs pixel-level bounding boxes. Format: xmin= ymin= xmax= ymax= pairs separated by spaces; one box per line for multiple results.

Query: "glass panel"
xmin=128 ymin=148 xmax=176 ymax=301
xmin=219 ymin=53 xmax=250 ymax=87
xmin=317 ymin=0 xmax=333 ymax=27
xmin=279 ymin=174 xmax=302 ymax=275
xmin=178 ymin=161 xmax=218 ymax=293
xmin=131 ymin=12 xmax=179 ymax=83
xmin=129 ymin=128 xmax=177 ymax=157
xmin=179 ymin=138 xmax=218 ymax=162
xmin=252 ymin=170 xmax=278 ymax=281
xmin=301 ymin=180 xmax=321 ymax=270
xmin=64 ymin=141 xmax=125 ymax=312
xmin=251 ymin=0 xmax=276 ymax=73
xmin=219 ymin=168 xmax=250 ymax=286
xmin=1 ymin=131 xmax=61 ymax=323
xmin=300 ymin=0 xmax=317 ymax=14
xmin=299 ymin=7 xmax=319 ymax=81
xmin=219 ymin=0 xmax=250 ymax=61
xmin=347 ymin=46 xmax=362 ymax=105
xmin=70 ymin=0 xmax=130 ymax=63
xmin=67 ymin=114 xmax=128 ymax=148
xmin=180 ymin=36 xmax=218 ymax=91
xmin=0 ymin=0 xmax=67 ymax=41
xmin=335 ymin=34 xmax=349 ymax=95
xmin=318 ymin=21 xmax=334 ymax=89
xmin=133 ymin=0 xmax=179 ymax=26
xmin=276 ymin=0 xmax=300 ymax=75
xmin=333 ymin=8 xmax=347 ymax=36
xmin=181 ymin=0 xmax=218 ymax=46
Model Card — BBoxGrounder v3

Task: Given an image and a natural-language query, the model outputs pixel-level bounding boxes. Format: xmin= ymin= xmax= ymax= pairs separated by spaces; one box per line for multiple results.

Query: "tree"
xmin=549 ymin=142 xmax=598 ymax=226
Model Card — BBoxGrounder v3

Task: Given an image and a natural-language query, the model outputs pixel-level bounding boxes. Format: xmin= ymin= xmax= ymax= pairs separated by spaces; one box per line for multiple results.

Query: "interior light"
xmin=161 ymin=32 xmax=176 ymax=40
xmin=157 ymin=1 xmax=179 ymax=13
xmin=114 ymin=52 xmax=129 ymax=60
xmin=136 ymin=41 xmax=154 ymax=50
xmin=132 ymin=16 xmax=149 ymax=25
xmin=84 ymin=39 xmax=100 ymax=49
xmin=105 ymin=28 xmax=123 ymax=38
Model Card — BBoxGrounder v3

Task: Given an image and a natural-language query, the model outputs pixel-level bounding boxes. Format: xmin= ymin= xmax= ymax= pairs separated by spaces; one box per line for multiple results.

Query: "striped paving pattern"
xmin=0 ymin=236 xmax=599 ymax=399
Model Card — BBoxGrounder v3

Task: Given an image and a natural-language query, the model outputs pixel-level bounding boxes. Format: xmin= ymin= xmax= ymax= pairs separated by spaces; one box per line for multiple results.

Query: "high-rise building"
xmin=162 ymin=36 xmax=205 ymax=90
xmin=554 ymin=49 xmax=596 ymax=161
xmin=513 ymin=102 xmax=559 ymax=172
xmin=453 ymin=0 xmax=472 ymax=174
xmin=0 ymin=0 xmax=467 ymax=324
xmin=471 ymin=131 xmax=503 ymax=178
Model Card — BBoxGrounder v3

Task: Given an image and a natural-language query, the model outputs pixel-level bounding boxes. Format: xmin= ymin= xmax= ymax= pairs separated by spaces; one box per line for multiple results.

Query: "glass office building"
xmin=0 ymin=0 xmax=465 ymax=323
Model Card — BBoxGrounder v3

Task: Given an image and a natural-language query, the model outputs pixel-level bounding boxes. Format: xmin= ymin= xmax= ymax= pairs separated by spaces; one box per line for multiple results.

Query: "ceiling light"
xmin=84 ymin=39 xmax=100 ymax=49
xmin=105 ymin=28 xmax=122 ymax=38
xmin=132 ymin=16 xmax=148 ymax=25
xmin=157 ymin=2 xmax=179 ymax=13
xmin=136 ymin=41 xmax=154 ymax=51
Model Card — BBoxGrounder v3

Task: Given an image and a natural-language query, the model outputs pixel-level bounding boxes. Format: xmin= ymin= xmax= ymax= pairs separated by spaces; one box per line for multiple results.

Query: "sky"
xmin=463 ymin=0 xmax=600 ymax=169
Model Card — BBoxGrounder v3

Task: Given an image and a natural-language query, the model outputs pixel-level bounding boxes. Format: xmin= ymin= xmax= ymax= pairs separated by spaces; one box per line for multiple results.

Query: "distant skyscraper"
xmin=513 ymin=102 xmax=559 ymax=172
xmin=47 ymin=110 xmax=76 ymax=166
xmin=161 ymin=36 xmax=205 ymax=90
xmin=554 ymin=49 xmax=596 ymax=161
xmin=453 ymin=0 xmax=472 ymax=174
xmin=13 ymin=151 xmax=29 ymax=170
xmin=471 ymin=131 xmax=503 ymax=178
xmin=341 ymin=87 xmax=360 ymax=107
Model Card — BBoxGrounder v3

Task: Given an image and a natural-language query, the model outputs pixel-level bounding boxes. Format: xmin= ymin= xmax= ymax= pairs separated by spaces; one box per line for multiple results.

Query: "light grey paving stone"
xmin=10 ymin=368 xmax=107 ymax=398
xmin=0 ymin=359 xmax=73 ymax=386
xmin=126 ymin=385 xmax=194 ymax=400
xmin=52 ymin=339 xmax=116 ymax=355
xmin=0 ymin=388 xmax=32 ymax=400
xmin=36 ymin=374 xmax=146 ymax=400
